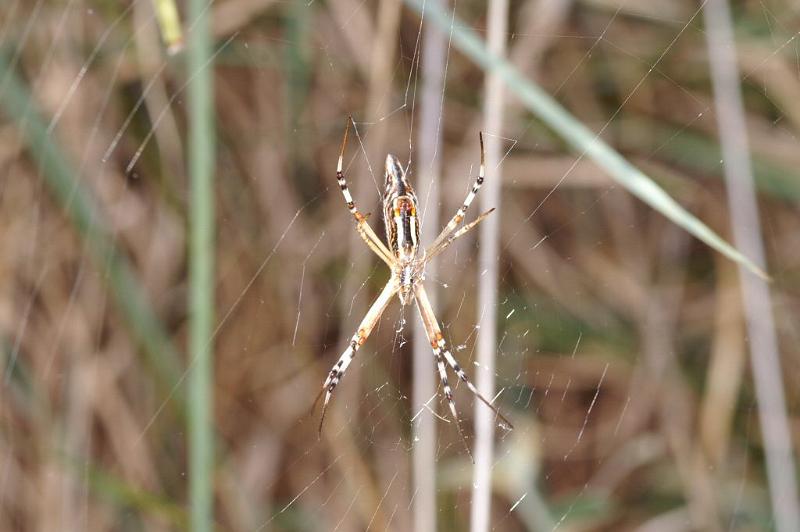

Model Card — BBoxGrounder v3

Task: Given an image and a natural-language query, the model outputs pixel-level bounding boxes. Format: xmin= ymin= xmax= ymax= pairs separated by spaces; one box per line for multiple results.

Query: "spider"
xmin=315 ymin=117 xmax=513 ymax=458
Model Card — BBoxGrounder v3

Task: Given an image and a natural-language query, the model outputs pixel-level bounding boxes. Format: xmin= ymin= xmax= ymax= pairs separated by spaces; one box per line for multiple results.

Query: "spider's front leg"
xmin=335 ymin=117 xmax=395 ymax=267
xmin=425 ymin=207 xmax=495 ymax=262
xmin=427 ymin=132 xmax=487 ymax=252
xmin=315 ymin=279 xmax=398 ymax=435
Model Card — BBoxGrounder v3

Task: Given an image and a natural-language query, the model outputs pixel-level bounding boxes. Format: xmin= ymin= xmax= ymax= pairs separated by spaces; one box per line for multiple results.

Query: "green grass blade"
xmin=0 ymin=54 xmax=183 ymax=401
xmin=152 ymin=0 xmax=184 ymax=54
xmin=404 ymin=0 xmax=768 ymax=280
xmin=187 ymin=0 xmax=216 ymax=528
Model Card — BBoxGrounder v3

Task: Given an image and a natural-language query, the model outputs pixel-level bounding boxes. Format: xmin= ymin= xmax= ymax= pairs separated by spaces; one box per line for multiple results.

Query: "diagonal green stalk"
xmin=187 ymin=0 xmax=216 ymax=528
xmin=0 ymin=54 xmax=182 ymax=403
xmin=404 ymin=0 xmax=768 ymax=280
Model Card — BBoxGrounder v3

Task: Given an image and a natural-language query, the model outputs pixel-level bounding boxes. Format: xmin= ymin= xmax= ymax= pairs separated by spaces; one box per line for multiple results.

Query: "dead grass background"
xmin=1 ymin=0 xmax=799 ymax=530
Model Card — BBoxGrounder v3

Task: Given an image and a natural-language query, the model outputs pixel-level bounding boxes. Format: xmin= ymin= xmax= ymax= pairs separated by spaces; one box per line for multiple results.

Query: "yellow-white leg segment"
xmin=425 ymin=207 xmax=495 ymax=262
xmin=318 ymin=279 xmax=398 ymax=433
xmin=335 ymin=116 xmax=395 ymax=267
xmin=428 ymin=133 xmax=486 ymax=252
xmin=414 ymin=284 xmax=514 ymax=432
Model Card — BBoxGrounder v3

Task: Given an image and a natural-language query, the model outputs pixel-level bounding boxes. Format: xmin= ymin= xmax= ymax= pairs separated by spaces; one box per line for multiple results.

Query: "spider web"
xmin=1 ymin=0 xmax=799 ymax=531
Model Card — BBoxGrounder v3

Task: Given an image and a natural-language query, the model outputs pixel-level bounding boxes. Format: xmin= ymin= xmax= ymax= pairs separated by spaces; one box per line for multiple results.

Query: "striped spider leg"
xmin=315 ymin=279 xmax=398 ymax=433
xmin=426 ymin=132 xmax=487 ymax=253
xmin=414 ymin=283 xmax=514 ymax=461
xmin=336 ymin=116 xmax=395 ymax=268
xmin=423 ymin=207 xmax=495 ymax=263
xmin=317 ymin=122 xmax=512 ymax=458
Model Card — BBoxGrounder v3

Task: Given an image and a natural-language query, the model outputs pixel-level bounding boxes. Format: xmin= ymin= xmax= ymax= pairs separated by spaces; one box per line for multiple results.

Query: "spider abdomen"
xmin=386 ymin=197 xmax=419 ymax=257
xmin=383 ymin=154 xmax=420 ymax=262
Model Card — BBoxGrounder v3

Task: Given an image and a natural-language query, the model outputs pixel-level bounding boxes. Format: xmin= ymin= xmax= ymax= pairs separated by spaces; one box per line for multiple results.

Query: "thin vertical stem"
xmin=703 ymin=2 xmax=800 ymax=530
xmin=413 ymin=1 xmax=448 ymax=530
xmin=472 ymin=0 xmax=508 ymax=530
xmin=187 ymin=0 xmax=215 ymax=528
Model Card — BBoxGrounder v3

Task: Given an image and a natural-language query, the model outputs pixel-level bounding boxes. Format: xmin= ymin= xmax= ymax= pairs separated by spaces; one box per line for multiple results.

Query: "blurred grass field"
xmin=1 ymin=0 xmax=799 ymax=530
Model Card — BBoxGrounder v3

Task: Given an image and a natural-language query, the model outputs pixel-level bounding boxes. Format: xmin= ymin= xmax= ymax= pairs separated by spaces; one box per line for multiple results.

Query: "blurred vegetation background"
xmin=1 ymin=0 xmax=799 ymax=530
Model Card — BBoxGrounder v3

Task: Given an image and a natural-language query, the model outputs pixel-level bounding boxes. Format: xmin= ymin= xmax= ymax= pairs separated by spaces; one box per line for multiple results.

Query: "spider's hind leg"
xmin=317 ymin=336 xmax=360 ymax=435
xmin=414 ymin=284 xmax=514 ymax=434
xmin=439 ymin=342 xmax=513 ymax=431
xmin=315 ymin=280 xmax=398 ymax=436
xmin=433 ymin=340 xmax=475 ymax=462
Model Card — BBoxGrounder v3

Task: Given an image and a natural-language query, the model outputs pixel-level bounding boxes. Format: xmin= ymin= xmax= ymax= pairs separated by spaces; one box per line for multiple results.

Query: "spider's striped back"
xmin=383 ymin=154 xmax=420 ymax=305
xmin=383 ymin=154 xmax=420 ymax=263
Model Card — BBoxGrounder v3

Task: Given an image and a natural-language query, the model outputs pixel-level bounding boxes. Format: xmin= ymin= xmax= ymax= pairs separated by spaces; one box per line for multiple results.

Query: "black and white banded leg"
xmin=428 ymin=133 xmax=486 ymax=252
xmin=414 ymin=284 xmax=514 ymax=431
xmin=336 ymin=117 xmax=395 ymax=267
xmin=433 ymin=347 xmax=474 ymax=462
xmin=439 ymin=343 xmax=513 ymax=430
xmin=316 ymin=280 xmax=398 ymax=434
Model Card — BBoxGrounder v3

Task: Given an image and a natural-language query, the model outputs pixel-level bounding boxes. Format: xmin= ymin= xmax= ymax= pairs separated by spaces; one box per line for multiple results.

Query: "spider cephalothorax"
xmin=317 ymin=117 xmax=511 ymax=460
